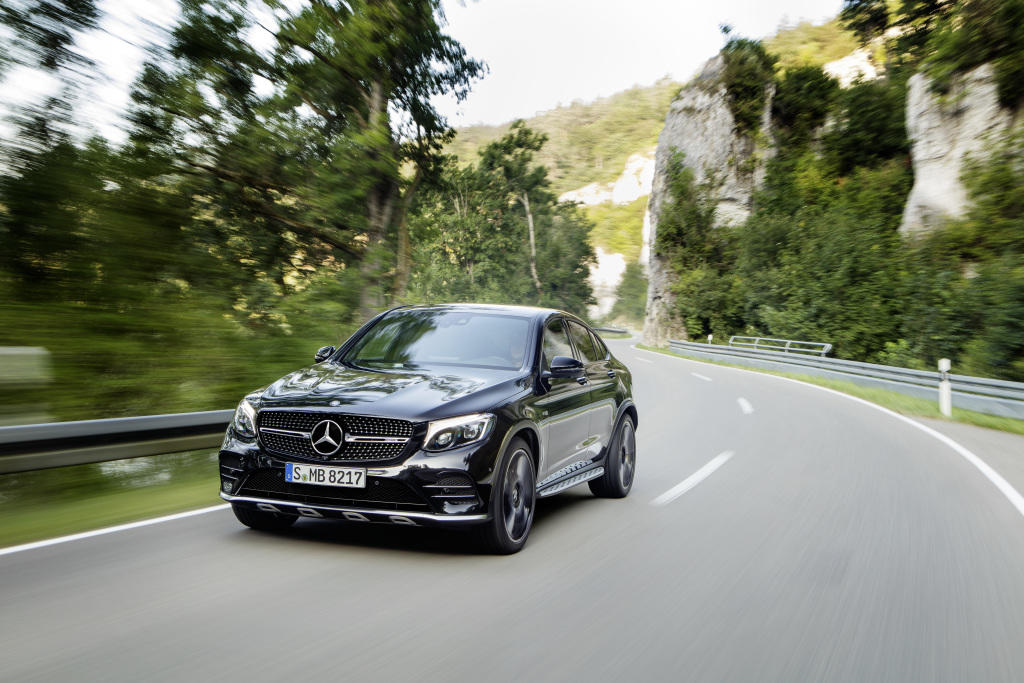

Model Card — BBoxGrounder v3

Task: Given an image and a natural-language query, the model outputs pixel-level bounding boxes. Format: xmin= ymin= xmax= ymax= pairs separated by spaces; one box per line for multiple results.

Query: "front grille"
xmin=259 ymin=411 xmax=413 ymax=437
xmin=256 ymin=410 xmax=416 ymax=463
xmin=237 ymin=469 xmax=429 ymax=511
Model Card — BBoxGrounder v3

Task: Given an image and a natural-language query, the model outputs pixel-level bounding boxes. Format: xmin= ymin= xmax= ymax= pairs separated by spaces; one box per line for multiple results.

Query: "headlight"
xmin=232 ymin=396 xmax=258 ymax=438
xmin=423 ymin=413 xmax=495 ymax=452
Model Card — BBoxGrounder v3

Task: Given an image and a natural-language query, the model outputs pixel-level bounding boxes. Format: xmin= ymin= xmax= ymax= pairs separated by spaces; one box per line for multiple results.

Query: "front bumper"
xmin=219 ymin=428 xmax=497 ymax=523
xmin=221 ymin=492 xmax=488 ymax=527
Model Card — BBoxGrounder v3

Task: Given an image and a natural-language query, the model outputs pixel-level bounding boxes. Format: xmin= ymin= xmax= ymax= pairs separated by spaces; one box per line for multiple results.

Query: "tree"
xmin=839 ymin=0 xmax=889 ymax=44
xmin=478 ymin=121 xmax=549 ymax=298
xmin=408 ymin=123 xmax=594 ymax=316
xmin=131 ymin=0 xmax=484 ymax=320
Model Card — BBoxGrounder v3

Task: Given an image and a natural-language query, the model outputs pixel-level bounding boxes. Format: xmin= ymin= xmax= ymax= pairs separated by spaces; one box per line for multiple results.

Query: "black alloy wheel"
xmin=590 ymin=415 xmax=636 ymax=498
xmin=474 ymin=436 xmax=536 ymax=554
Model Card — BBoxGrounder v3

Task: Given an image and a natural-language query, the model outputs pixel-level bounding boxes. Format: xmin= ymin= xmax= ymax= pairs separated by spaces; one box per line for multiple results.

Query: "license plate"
xmin=285 ymin=463 xmax=366 ymax=488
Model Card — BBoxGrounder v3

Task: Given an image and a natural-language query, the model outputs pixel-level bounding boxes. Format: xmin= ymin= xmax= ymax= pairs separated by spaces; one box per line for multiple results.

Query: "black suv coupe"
xmin=219 ymin=304 xmax=637 ymax=553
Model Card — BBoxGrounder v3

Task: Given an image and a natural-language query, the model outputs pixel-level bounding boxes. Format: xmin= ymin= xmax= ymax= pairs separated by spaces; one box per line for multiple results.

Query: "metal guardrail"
xmin=667 ymin=339 xmax=1024 ymax=420
xmin=0 ymin=410 xmax=232 ymax=474
xmin=729 ymin=336 xmax=832 ymax=356
xmin=593 ymin=326 xmax=629 ymax=335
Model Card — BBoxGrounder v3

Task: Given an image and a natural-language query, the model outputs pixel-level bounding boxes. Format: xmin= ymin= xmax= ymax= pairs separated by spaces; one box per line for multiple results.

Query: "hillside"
xmin=449 ymin=79 xmax=679 ymax=196
xmin=446 ymin=18 xmax=864 ymax=325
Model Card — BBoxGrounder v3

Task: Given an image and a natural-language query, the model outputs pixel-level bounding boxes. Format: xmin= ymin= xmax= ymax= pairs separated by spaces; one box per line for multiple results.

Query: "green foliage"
xmin=772 ymin=66 xmax=839 ymax=145
xmin=839 ymin=1 xmax=890 ymax=44
xmin=608 ymin=262 xmax=648 ymax=327
xmin=447 ymin=80 xmax=678 ymax=195
xmin=407 ymin=123 xmax=594 ymax=318
xmin=655 ymin=152 xmax=722 ymax=272
xmin=720 ymin=37 xmax=778 ymax=135
xmin=0 ymin=0 xmax=502 ymax=422
xmin=585 ymin=197 xmax=647 ymax=263
xmin=925 ymin=0 xmax=1024 ymax=107
xmin=823 ymin=79 xmax=909 ymax=174
xmin=765 ymin=19 xmax=861 ymax=70
xmin=842 ymin=0 xmax=1024 ymax=107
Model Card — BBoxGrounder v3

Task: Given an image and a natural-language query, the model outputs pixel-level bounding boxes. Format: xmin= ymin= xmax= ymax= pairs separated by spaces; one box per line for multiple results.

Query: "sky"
xmin=2 ymin=0 xmax=843 ymax=142
xmin=440 ymin=0 xmax=843 ymax=125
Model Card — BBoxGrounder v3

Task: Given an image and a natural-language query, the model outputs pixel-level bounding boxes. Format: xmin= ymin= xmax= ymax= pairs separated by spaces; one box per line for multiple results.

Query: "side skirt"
xmin=536 ymin=465 xmax=605 ymax=498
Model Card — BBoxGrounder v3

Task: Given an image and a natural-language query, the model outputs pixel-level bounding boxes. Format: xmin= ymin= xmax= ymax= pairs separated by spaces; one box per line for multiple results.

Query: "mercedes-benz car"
xmin=218 ymin=304 xmax=637 ymax=553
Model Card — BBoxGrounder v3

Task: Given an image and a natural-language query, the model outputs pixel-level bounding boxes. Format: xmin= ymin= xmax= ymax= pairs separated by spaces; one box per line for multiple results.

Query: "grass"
xmin=0 ymin=451 xmax=222 ymax=549
xmin=638 ymin=344 xmax=1024 ymax=437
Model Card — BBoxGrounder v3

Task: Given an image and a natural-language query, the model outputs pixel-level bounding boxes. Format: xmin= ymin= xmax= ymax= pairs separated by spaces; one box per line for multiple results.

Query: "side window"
xmin=542 ymin=318 xmax=573 ymax=368
xmin=567 ymin=321 xmax=601 ymax=363
xmin=590 ymin=331 xmax=609 ymax=360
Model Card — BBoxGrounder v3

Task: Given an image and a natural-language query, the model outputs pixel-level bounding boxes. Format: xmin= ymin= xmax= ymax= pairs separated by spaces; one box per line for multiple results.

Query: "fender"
xmin=478 ymin=416 xmax=542 ymax=488
xmin=597 ymin=398 xmax=637 ymax=465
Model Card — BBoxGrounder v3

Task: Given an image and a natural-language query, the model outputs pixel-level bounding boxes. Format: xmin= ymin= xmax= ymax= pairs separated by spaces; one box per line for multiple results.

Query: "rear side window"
xmin=590 ymin=331 xmax=609 ymax=360
xmin=542 ymin=318 xmax=573 ymax=368
xmin=567 ymin=321 xmax=601 ymax=363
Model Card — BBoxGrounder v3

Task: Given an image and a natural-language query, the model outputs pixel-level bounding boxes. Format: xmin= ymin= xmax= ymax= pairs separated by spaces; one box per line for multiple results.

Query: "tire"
xmin=232 ymin=503 xmax=298 ymax=532
xmin=589 ymin=415 xmax=635 ymax=498
xmin=472 ymin=437 xmax=536 ymax=554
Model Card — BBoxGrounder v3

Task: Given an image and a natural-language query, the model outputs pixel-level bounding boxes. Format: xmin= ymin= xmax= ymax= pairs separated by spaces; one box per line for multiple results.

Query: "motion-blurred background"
xmin=1 ymin=0 xmax=1023 ymax=544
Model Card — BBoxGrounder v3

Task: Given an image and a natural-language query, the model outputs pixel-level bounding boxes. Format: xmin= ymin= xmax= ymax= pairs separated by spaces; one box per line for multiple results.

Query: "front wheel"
xmin=473 ymin=437 xmax=536 ymax=554
xmin=232 ymin=504 xmax=298 ymax=532
xmin=589 ymin=415 xmax=635 ymax=498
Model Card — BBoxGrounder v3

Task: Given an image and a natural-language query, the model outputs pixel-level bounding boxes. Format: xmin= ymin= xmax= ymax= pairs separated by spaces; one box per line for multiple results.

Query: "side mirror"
xmin=314 ymin=345 xmax=336 ymax=363
xmin=548 ymin=355 xmax=584 ymax=378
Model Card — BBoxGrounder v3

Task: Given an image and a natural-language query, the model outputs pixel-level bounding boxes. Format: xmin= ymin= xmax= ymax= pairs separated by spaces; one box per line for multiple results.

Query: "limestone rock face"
xmin=824 ymin=47 xmax=878 ymax=87
xmin=642 ymin=57 xmax=771 ymax=346
xmin=558 ymin=152 xmax=655 ymax=207
xmin=901 ymin=64 xmax=1015 ymax=236
xmin=587 ymin=247 xmax=627 ymax=319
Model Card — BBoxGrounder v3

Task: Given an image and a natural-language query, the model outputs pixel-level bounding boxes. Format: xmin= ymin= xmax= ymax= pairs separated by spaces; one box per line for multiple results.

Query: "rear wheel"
xmin=589 ymin=415 xmax=635 ymax=498
xmin=473 ymin=437 xmax=536 ymax=554
xmin=232 ymin=504 xmax=298 ymax=532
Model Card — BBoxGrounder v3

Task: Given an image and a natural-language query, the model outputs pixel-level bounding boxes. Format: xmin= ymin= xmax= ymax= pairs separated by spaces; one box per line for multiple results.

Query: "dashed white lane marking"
xmin=691 ymin=372 xmax=712 ymax=382
xmin=0 ymin=504 xmax=230 ymax=557
xmin=737 ymin=397 xmax=754 ymax=415
xmin=633 ymin=344 xmax=1024 ymax=520
xmin=651 ymin=451 xmax=735 ymax=506
xmin=634 ymin=357 xmax=654 ymax=364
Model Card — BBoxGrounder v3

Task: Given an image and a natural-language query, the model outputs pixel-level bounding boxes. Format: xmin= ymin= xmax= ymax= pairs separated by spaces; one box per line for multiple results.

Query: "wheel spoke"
xmin=502 ymin=449 xmax=535 ymax=542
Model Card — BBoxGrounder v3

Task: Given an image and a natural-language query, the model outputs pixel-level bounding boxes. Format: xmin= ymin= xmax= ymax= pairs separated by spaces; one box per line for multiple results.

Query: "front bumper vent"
xmin=237 ymin=469 xmax=429 ymax=512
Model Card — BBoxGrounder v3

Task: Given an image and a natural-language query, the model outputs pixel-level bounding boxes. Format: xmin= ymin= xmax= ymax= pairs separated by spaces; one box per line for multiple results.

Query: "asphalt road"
xmin=4 ymin=339 xmax=1024 ymax=682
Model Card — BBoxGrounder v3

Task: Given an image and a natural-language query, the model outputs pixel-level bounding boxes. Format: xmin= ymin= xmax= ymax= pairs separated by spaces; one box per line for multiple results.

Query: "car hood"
xmin=258 ymin=362 xmax=528 ymax=420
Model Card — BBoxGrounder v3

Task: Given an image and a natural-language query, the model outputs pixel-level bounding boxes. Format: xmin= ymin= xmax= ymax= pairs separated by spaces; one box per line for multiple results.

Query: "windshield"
xmin=342 ymin=309 xmax=533 ymax=371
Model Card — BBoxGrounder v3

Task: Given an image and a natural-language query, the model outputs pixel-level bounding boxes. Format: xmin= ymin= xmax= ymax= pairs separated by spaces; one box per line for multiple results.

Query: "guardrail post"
xmin=938 ymin=358 xmax=952 ymax=417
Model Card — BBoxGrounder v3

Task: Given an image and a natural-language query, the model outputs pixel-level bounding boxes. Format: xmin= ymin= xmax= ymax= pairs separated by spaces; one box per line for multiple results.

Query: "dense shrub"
xmin=772 ymin=66 xmax=840 ymax=145
xmin=721 ymin=38 xmax=778 ymax=135
xmin=823 ymin=79 xmax=909 ymax=174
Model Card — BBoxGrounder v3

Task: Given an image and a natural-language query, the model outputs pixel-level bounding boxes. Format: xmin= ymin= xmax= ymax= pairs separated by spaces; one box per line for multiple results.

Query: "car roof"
xmin=387 ymin=303 xmax=580 ymax=322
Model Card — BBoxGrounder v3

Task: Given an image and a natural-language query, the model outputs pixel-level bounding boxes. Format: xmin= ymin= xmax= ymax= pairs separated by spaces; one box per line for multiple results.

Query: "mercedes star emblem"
xmin=310 ymin=419 xmax=343 ymax=456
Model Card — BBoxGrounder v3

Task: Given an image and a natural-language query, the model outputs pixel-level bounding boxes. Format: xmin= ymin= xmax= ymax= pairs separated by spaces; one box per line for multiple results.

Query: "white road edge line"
xmin=691 ymin=372 xmax=712 ymax=382
xmin=634 ymin=357 xmax=654 ymax=364
xmin=651 ymin=451 xmax=735 ymax=506
xmin=737 ymin=397 xmax=754 ymax=415
xmin=633 ymin=344 xmax=1024 ymax=519
xmin=0 ymin=504 xmax=230 ymax=558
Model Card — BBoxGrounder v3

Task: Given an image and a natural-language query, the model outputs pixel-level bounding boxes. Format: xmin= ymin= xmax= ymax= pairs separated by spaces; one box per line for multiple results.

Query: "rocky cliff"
xmin=901 ymin=64 xmax=1017 ymax=236
xmin=642 ymin=57 xmax=772 ymax=346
